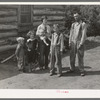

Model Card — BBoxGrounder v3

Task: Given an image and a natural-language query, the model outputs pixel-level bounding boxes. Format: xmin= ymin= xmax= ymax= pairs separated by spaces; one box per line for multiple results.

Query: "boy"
xmin=15 ymin=37 xmax=25 ymax=71
xmin=50 ymin=24 xmax=64 ymax=77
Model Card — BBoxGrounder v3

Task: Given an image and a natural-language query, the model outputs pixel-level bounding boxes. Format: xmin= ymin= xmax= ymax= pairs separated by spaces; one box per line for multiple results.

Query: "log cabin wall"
xmin=0 ymin=5 xmax=66 ymax=52
xmin=0 ymin=5 xmax=18 ymax=52
xmin=32 ymin=5 xmax=66 ymax=31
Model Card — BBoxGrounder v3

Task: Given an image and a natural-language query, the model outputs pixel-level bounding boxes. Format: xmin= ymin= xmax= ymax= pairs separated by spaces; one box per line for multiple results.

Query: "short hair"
xmin=73 ymin=12 xmax=81 ymax=17
xmin=53 ymin=24 xmax=59 ymax=29
xmin=27 ymin=30 xmax=35 ymax=37
xmin=41 ymin=16 xmax=48 ymax=22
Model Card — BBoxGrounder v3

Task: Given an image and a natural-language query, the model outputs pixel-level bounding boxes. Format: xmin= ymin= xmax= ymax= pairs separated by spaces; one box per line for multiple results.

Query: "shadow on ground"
xmin=62 ymin=66 xmax=92 ymax=77
xmin=85 ymin=40 xmax=100 ymax=51
xmin=0 ymin=62 xmax=20 ymax=80
xmin=0 ymin=39 xmax=100 ymax=80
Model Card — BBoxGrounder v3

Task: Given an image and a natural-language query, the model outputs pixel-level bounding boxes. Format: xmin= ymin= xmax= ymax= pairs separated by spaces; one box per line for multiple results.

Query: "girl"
xmin=26 ymin=30 xmax=38 ymax=72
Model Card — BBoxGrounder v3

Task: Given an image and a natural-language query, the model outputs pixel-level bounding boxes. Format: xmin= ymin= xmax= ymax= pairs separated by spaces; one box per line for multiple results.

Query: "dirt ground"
xmin=0 ymin=37 xmax=100 ymax=89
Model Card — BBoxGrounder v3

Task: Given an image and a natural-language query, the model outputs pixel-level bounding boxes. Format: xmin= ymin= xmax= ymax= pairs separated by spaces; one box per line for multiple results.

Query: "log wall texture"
xmin=32 ymin=5 xmax=66 ymax=30
xmin=0 ymin=5 xmax=18 ymax=52
xmin=0 ymin=5 xmax=66 ymax=52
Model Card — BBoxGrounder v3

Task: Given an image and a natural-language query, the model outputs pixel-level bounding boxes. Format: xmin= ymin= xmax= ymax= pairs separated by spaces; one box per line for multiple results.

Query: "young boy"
xmin=26 ymin=30 xmax=38 ymax=72
xmin=15 ymin=37 xmax=25 ymax=71
xmin=50 ymin=24 xmax=64 ymax=77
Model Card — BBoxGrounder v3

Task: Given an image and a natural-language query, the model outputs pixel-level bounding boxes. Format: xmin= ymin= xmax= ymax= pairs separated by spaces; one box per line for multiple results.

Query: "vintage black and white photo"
xmin=0 ymin=4 xmax=100 ymax=90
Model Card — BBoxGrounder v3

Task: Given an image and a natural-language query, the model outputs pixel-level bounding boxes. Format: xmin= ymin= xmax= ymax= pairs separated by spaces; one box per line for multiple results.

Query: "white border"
xmin=0 ymin=2 xmax=99 ymax=5
xmin=0 ymin=89 xmax=100 ymax=98
xmin=0 ymin=2 xmax=100 ymax=98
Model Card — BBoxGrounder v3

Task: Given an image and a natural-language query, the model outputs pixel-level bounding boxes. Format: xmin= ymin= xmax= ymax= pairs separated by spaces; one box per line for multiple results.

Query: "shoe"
xmin=66 ymin=69 xmax=74 ymax=73
xmin=81 ymin=72 xmax=85 ymax=76
xmin=57 ymin=74 xmax=62 ymax=77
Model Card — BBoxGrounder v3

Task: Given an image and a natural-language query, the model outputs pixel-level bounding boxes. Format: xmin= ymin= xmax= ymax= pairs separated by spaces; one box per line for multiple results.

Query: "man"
xmin=36 ymin=16 xmax=51 ymax=70
xmin=68 ymin=12 xmax=87 ymax=76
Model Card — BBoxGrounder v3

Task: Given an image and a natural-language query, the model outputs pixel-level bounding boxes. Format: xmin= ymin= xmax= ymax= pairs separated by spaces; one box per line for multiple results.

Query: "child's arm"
xmin=60 ymin=33 xmax=64 ymax=53
xmin=36 ymin=26 xmax=45 ymax=36
xmin=15 ymin=45 xmax=20 ymax=59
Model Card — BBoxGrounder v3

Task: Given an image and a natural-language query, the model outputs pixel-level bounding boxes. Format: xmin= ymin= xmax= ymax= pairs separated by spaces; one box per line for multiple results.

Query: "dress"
xmin=26 ymin=38 xmax=38 ymax=64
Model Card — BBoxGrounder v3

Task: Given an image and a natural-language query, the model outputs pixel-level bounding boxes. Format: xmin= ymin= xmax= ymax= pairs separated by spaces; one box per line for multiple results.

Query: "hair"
xmin=27 ymin=29 xmax=35 ymax=37
xmin=73 ymin=12 xmax=81 ymax=17
xmin=41 ymin=16 xmax=48 ymax=22
xmin=53 ymin=24 xmax=60 ymax=29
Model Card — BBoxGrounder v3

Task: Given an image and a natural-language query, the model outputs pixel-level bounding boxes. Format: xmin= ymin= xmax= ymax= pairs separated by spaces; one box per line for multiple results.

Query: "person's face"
xmin=30 ymin=33 xmax=35 ymax=39
xmin=74 ymin=14 xmax=80 ymax=22
xmin=43 ymin=18 xmax=47 ymax=25
xmin=53 ymin=25 xmax=59 ymax=33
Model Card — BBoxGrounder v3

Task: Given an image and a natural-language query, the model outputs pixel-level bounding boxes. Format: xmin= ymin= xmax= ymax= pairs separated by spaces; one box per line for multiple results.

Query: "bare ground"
xmin=0 ymin=37 xmax=100 ymax=89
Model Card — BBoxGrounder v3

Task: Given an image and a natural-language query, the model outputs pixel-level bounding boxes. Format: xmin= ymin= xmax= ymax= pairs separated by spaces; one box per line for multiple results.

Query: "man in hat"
xmin=68 ymin=12 xmax=87 ymax=76
xmin=36 ymin=16 xmax=51 ymax=70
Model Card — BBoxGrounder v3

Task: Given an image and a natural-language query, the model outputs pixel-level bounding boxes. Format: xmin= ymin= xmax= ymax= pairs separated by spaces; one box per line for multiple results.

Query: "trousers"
xmin=70 ymin=41 xmax=84 ymax=72
xmin=50 ymin=45 xmax=62 ymax=74
xmin=39 ymin=38 xmax=50 ymax=68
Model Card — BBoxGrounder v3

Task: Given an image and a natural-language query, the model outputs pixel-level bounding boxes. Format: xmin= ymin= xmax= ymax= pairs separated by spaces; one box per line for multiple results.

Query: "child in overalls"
xmin=15 ymin=37 xmax=25 ymax=71
xmin=26 ymin=30 xmax=38 ymax=72
xmin=50 ymin=24 xmax=64 ymax=77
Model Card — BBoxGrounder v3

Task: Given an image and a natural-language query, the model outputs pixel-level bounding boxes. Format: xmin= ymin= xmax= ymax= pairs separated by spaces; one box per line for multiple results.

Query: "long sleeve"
xmin=80 ymin=22 xmax=87 ymax=45
xmin=15 ymin=44 xmax=20 ymax=57
xmin=60 ymin=33 xmax=64 ymax=52
xmin=50 ymin=34 xmax=53 ymax=53
xmin=69 ymin=23 xmax=74 ymax=44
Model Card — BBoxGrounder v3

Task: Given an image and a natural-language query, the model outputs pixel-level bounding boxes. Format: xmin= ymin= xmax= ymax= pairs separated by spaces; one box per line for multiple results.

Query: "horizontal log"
xmin=0 ymin=10 xmax=17 ymax=16
xmin=0 ymin=40 xmax=7 ymax=46
xmin=33 ymin=21 xmax=65 ymax=26
xmin=18 ymin=26 xmax=32 ymax=32
xmin=18 ymin=23 xmax=32 ymax=26
xmin=33 ymin=5 xmax=65 ymax=10
xmin=0 ymin=5 xmax=18 ymax=9
xmin=33 ymin=9 xmax=65 ymax=15
xmin=33 ymin=19 xmax=65 ymax=22
xmin=0 ymin=16 xmax=17 ymax=23
xmin=33 ymin=13 xmax=65 ymax=16
xmin=0 ymin=24 xmax=18 ymax=30
xmin=0 ymin=44 xmax=17 ymax=53
xmin=0 ymin=30 xmax=18 ymax=39
xmin=33 ymin=16 xmax=65 ymax=21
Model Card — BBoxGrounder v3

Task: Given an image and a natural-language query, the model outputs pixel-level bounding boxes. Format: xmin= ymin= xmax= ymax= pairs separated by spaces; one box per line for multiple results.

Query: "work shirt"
xmin=36 ymin=23 xmax=51 ymax=38
xmin=69 ymin=20 xmax=87 ymax=45
xmin=50 ymin=32 xmax=64 ymax=52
